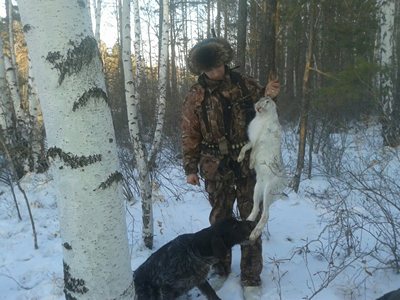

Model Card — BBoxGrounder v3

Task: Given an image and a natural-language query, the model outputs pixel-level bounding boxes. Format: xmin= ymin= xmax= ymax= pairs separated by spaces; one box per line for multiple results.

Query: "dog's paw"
xmin=237 ymin=153 xmax=245 ymax=163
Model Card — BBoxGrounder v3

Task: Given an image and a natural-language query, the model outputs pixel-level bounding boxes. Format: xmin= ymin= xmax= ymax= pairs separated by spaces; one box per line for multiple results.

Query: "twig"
xmin=0 ymin=272 xmax=35 ymax=290
xmin=0 ymin=135 xmax=38 ymax=249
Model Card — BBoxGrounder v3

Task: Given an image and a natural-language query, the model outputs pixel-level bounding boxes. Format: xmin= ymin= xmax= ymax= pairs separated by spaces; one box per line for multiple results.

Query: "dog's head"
xmin=210 ymin=218 xmax=254 ymax=259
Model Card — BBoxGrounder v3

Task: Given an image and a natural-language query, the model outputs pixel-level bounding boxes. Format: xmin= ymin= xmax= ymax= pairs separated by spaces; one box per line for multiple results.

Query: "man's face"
xmin=204 ymin=65 xmax=225 ymax=81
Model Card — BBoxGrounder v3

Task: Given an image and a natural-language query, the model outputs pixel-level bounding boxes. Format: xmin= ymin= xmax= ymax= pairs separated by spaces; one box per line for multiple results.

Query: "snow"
xmin=1 ymin=129 xmax=400 ymax=300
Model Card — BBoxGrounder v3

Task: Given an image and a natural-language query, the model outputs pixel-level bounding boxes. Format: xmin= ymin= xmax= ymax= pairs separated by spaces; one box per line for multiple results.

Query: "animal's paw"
xmin=249 ymin=157 xmax=255 ymax=169
xmin=237 ymin=152 xmax=245 ymax=163
xmin=246 ymin=213 xmax=257 ymax=222
xmin=249 ymin=228 xmax=262 ymax=241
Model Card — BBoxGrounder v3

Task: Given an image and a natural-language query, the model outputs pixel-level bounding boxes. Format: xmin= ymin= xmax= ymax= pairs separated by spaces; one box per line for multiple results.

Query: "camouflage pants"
xmin=205 ymin=171 xmax=262 ymax=287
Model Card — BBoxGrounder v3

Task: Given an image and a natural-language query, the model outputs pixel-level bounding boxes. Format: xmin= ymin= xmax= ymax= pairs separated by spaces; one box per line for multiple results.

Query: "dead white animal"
xmin=238 ymin=96 xmax=287 ymax=241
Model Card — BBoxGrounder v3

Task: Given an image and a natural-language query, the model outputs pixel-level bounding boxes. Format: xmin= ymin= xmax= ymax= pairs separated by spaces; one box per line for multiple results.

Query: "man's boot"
xmin=243 ymin=285 xmax=261 ymax=300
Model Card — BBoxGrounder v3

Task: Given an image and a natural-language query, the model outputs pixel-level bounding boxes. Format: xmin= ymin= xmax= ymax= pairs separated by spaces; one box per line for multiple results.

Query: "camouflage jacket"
xmin=181 ymin=67 xmax=264 ymax=178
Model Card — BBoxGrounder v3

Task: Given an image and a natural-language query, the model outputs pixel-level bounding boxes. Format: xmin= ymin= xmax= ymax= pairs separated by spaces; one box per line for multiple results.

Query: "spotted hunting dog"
xmin=237 ymin=96 xmax=287 ymax=241
xmin=133 ymin=218 xmax=254 ymax=300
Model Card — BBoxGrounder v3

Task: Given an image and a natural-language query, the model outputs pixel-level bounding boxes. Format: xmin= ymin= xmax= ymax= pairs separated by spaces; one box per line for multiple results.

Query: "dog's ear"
xmin=211 ymin=236 xmax=228 ymax=259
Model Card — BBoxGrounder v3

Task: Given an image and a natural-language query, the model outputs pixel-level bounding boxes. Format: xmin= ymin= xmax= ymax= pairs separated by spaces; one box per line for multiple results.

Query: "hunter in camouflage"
xmin=181 ymin=37 xmax=280 ymax=300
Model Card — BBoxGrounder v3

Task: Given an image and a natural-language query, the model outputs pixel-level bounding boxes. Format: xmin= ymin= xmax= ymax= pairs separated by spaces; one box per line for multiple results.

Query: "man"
xmin=181 ymin=37 xmax=280 ymax=300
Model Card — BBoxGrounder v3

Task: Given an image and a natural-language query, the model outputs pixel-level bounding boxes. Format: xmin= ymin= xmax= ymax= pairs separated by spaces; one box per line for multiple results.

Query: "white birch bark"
xmin=27 ymin=64 xmax=44 ymax=171
xmin=94 ymin=0 xmax=102 ymax=44
xmin=4 ymin=55 xmax=24 ymax=122
xmin=18 ymin=1 xmax=133 ymax=299
xmin=7 ymin=0 xmax=19 ymax=87
xmin=0 ymin=37 xmax=14 ymax=133
xmin=378 ymin=0 xmax=398 ymax=146
xmin=0 ymin=39 xmax=6 ymax=131
xmin=148 ymin=0 xmax=169 ymax=163
xmin=133 ymin=0 xmax=144 ymax=89
xmin=121 ymin=0 xmax=154 ymax=248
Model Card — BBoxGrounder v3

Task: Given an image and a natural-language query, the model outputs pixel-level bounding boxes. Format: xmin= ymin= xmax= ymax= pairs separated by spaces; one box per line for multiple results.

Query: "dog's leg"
xmin=237 ymin=142 xmax=252 ymax=162
xmin=197 ymin=281 xmax=222 ymax=300
xmin=247 ymin=181 xmax=262 ymax=221
xmin=250 ymin=185 xmax=272 ymax=241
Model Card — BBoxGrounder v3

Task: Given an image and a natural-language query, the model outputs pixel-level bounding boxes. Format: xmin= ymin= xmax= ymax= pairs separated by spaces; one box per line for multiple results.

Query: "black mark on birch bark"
xmin=63 ymin=261 xmax=89 ymax=297
xmin=45 ymin=36 xmax=98 ymax=85
xmin=72 ymin=87 xmax=108 ymax=111
xmin=47 ymin=147 xmax=101 ymax=169
xmin=95 ymin=171 xmax=123 ymax=191
xmin=77 ymin=0 xmax=86 ymax=8
xmin=23 ymin=24 xmax=32 ymax=33
xmin=63 ymin=242 xmax=72 ymax=250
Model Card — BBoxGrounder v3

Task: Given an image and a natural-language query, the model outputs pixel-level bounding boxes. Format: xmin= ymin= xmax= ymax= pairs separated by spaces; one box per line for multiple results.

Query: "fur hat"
xmin=187 ymin=38 xmax=233 ymax=75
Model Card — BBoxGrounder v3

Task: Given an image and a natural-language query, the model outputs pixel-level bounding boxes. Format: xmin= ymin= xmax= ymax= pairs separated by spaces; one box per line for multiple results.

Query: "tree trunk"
xmin=149 ymin=0 xmax=169 ymax=164
xmin=236 ymin=0 xmax=247 ymax=72
xmin=379 ymin=0 xmax=400 ymax=147
xmin=169 ymin=3 xmax=178 ymax=100
xmin=133 ymin=0 xmax=144 ymax=93
xmin=0 ymin=37 xmax=14 ymax=135
xmin=268 ymin=0 xmax=278 ymax=77
xmin=27 ymin=63 xmax=45 ymax=172
xmin=4 ymin=53 xmax=24 ymax=122
xmin=291 ymin=1 xmax=316 ymax=192
xmin=223 ymin=2 xmax=228 ymax=39
xmin=4 ymin=52 xmax=29 ymax=176
xmin=18 ymin=1 xmax=133 ymax=299
xmin=215 ymin=0 xmax=222 ymax=37
xmin=395 ymin=0 xmax=400 ymax=140
xmin=6 ymin=0 xmax=19 ymax=87
xmin=248 ymin=1 xmax=258 ymax=77
xmin=94 ymin=0 xmax=102 ymax=44
xmin=207 ymin=0 xmax=211 ymax=37
xmin=258 ymin=0 xmax=277 ymax=85
xmin=258 ymin=1 xmax=268 ymax=84
xmin=121 ymin=0 xmax=154 ymax=249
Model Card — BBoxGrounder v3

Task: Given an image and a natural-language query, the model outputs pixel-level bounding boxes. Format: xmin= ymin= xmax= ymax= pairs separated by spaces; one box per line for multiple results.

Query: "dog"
xmin=376 ymin=289 xmax=400 ymax=300
xmin=238 ymin=96 xmax=287 ymax=241
xmin=133 ymin=217 xmax=254 ymax=300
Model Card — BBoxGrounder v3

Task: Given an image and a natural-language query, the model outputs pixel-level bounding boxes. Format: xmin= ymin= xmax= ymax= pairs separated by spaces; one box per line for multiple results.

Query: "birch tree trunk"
xmin=122 ymin=0 xmax=169 ymax=249
xmin=379 ymin=0 xmax=400 ymax=147
xmin=149 ymin=0 xmax=169 ymax=164
xmin=0 ymin=37 xmax=14 ymax=135
xmin=133 ymin=0 xmax=144 ymax=95
xmin=18 ymin=1 xmax=133 ymax=299
xmin=0 ymin=38 xmax=6 ymax=131
xmin=4 ymin=54 xmax=24 ymax=121
xmin=94 ymin=0 xmax=102 ymax=45
xmin=169 ymin=3 xmax=178 ymax=100
xmin=6 ymin=0 xmax=24 ymax=127
xmin=121 ymin=0 xmax=153 ymax=248
xmin=27 ymin=64 xmax=44 ymax=172
xmin=0 ymin=40 xmax=18 ymax=157
xmin=395 ymin=0 xmax=400 ymax=140
xmin=6 ymin=0 xmax=19 ymax=87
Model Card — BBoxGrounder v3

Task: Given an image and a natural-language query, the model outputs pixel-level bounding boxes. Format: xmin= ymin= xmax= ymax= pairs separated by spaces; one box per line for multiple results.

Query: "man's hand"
xmin=186 ymin=173 xmax=200 ymax=186
xmin=265 ymin=79 xmax=280 ymax=99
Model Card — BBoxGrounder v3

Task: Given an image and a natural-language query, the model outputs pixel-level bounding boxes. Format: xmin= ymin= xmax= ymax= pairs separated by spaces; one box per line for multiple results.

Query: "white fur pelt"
xmin=238 ymin=97 xmax=287 ymax=241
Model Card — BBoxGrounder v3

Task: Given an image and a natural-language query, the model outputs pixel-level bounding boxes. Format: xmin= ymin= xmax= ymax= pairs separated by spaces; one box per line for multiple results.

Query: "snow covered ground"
xmin=1 ymin=128 xmax=399 ymax=299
